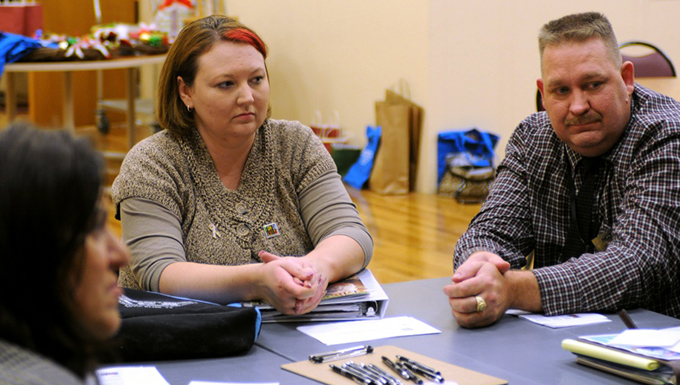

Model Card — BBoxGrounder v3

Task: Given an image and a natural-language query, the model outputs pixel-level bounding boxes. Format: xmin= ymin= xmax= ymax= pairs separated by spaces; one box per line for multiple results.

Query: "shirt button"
xmin=237 ymin=223 xmax=250 ymax=236
xmin=236 ymin=203 xmax=248 ymax=215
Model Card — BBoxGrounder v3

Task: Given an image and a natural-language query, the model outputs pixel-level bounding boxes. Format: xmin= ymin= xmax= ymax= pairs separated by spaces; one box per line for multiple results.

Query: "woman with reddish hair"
xmin=112 ymin=15 xmax=372 ymax=315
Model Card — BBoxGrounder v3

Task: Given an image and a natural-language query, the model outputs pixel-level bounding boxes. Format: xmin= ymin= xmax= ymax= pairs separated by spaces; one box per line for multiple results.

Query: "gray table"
xmin=107 ymin=345 xmax=317 ymax=385
xmin=154 ymin=347 xmax=308 ymax=384
xmin=144 ymin=277 xmax=680 ymax=384
xmin=257 ymin=277 xmax=680 ymax=385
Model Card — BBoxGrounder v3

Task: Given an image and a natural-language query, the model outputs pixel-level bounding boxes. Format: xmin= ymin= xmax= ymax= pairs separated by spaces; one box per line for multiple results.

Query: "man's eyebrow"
xmin=581 ymin=72 xmax=608 ymax=81
xmin=544 ymin=77 xmax=566 ymax=88
xmin=545 ymin=71 xmax=608 ymax=87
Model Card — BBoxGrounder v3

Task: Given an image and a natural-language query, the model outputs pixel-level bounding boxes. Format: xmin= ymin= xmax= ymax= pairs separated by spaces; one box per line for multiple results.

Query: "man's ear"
xmin=537 ymin=78 xmax=546 ymax=110
xmin=621 ymin=61 xmax=635 ymax=95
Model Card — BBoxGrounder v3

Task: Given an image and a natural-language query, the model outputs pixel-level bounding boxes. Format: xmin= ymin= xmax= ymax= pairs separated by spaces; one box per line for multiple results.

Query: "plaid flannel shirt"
xmin=454 ymin=84 xmax=680 ymax=317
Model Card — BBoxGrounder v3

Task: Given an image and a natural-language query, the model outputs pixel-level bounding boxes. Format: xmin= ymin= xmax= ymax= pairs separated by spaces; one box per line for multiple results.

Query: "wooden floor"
xmin=347 ymin=189 xmax=481 ymax=283
xmin=3 ymin=116 xmax=482 ymax=285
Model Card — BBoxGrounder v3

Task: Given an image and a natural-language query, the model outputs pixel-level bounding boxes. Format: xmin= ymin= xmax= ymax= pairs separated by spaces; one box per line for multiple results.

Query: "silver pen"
xmin=309 ymin=345 xmax=374 ymax=363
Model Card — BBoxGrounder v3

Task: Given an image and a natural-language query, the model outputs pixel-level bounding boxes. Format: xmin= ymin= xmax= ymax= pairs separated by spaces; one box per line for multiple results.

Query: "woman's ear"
xmin=177 ymin=76 xmax=192 ymax=107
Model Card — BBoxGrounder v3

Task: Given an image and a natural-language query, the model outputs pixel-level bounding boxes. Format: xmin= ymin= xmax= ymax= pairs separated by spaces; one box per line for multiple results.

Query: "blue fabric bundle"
xmin=437 ymin=128 xmax=499 ymax=184
xmin=343 ymin=125 xmax=382 ymax=189
xmin=0 ymin=32 xmax=44 ymax=77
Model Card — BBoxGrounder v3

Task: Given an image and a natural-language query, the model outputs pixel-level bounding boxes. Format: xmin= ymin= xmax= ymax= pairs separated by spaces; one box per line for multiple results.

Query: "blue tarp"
xmin=0 ymin=32 xmax=44 ymax=77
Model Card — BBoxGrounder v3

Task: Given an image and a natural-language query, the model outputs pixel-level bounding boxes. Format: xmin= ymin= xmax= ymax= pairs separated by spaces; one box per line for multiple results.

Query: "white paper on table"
xmin=505 ymin=309 xmax=531 ymax=315
xmin=661 ymin=326 xmax=680 ymax=353
xmin=189 ymin=382 xmax=279 ymax=385
xmin=297 ymin=316 xmax=440 ymax=345
xmin=518 ymin=313 xmax=611 ymax=328
xmin=607 ymin=329 xmax=680 ymax=348
xmin=96 ymin=366 xmax=169 ymax=385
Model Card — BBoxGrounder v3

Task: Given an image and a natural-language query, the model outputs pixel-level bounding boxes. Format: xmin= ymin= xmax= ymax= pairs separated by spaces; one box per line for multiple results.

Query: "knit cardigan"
xmin=112 ymin=119 xmax=369 ymax=290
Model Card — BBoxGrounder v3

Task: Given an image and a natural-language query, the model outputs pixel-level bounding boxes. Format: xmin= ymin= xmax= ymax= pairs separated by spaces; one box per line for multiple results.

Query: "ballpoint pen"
xmin=330 ymin=364 xmax=374 ymax=385
xmin=401 ymin=361 xmax=445 ymax=383
xmin=382 ymin=356 xmax=411 ymax=381
xmin=355 ymin=363 xmax=391 ymax=385
xmin=310 ymin=345 xmax=374 ymax=363
xmin=397 ymin=362 xmax=424 ymax=385
xmin=345 ymin=362 xmax=386 ymax=385
xmin=366 ymin=363 xmax=403 ymax=385
xmin=618 ymin=309 xmax=638 ymax=329
xmin=396 ymin=355 xmax=441 ymax=376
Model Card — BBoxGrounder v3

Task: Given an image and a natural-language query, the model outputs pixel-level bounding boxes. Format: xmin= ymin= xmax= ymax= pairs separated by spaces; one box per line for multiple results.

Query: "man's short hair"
xmin=538 ymin=12 xmax=621 ymax=70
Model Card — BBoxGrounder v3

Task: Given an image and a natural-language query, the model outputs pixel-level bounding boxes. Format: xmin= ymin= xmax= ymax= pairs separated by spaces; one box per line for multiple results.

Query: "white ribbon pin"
xmin=209 ymin=223 xmax=222 ymax=239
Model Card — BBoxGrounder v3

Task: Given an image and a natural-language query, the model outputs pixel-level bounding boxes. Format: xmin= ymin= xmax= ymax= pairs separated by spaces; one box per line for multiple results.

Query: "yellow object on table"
xmin=562 ymin=339 xmax=660 ymax=371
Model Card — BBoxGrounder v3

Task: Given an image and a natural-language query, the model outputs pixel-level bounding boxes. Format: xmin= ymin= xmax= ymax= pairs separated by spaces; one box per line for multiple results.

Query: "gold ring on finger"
xmin=475 ymin=295 xmax=487 ymax=312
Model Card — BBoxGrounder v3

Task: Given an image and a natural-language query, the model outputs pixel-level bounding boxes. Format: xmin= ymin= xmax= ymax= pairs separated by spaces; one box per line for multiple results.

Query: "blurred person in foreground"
xmin=0 ymin=123 xmax=130 ymax=384
xmin=444 ymin=12 xmax=680 ymax=328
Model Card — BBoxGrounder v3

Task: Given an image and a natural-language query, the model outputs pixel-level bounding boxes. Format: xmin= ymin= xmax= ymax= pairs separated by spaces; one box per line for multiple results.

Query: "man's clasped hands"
xmin=444 ymin=252 xmax=541 ymax=328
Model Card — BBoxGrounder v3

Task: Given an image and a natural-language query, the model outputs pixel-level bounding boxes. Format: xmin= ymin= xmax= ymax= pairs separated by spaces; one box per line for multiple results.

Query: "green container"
xmin=331 ymin=143 xmax=361 ymax=177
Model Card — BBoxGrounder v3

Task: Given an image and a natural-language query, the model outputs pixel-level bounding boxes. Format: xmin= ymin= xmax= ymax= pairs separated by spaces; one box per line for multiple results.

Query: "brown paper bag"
xmin=370 ymin=100 xmax=411 ymax=194
xmin=369 ymin=81 xmax=424 ymax=195
xmin=385 ymin=89 xmax=423 ymax=192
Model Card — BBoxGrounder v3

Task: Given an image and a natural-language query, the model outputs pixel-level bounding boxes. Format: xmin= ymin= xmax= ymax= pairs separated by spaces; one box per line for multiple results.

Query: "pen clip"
xmin=310 ymin=345 xmax=374 ymax=363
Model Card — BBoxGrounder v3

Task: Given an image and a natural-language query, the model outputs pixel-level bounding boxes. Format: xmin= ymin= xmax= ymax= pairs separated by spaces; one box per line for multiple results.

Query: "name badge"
xmin=592 ymin=228 xmax=612 ymax=252
xmin=263 ymin=223 xmax=280 ymax=239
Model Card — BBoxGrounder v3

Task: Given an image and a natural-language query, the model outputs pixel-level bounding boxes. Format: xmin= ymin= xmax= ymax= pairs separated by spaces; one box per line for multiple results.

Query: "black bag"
xmin=114 ymin=289 xmax=261 ymax=362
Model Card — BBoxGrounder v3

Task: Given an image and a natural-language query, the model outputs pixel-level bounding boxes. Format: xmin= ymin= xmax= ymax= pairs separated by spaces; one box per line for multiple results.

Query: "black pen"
xmin=367 ymin=364 xmax=403 ymax=385
xmin=396 ymin=355 xmax=441 ymax=375
xmin=382 ymin=356 xmax=410 ymax=380
xmin=345 ymin=362 xmax=386 ymax=385
xmin=356 ymin=363 xmax=391 ymax=385
xmin=618 ymin=309 xmax=638 ymax=329
xmin=330 ymin=364 xmax=373 ymax=385
xmin=401 ymin=361 xmax=445 ymax=384
xmin=396 ymin=362 xmax=424 ymax=385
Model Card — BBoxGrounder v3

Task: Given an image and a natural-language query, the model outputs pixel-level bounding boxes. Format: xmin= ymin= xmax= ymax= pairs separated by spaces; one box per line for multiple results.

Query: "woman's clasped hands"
xmin=258 ymin=251 xmax=329 ymax=315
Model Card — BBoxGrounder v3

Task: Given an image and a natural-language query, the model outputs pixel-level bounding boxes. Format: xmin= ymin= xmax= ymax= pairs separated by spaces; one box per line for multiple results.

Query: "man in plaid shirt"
xmin=444 ymin=12 xmax=680 ymax=328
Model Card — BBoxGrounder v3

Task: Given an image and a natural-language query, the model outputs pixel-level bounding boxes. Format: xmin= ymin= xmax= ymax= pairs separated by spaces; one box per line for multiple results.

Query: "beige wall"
xmin=226 ymin=0 xmax=680 ymax=193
